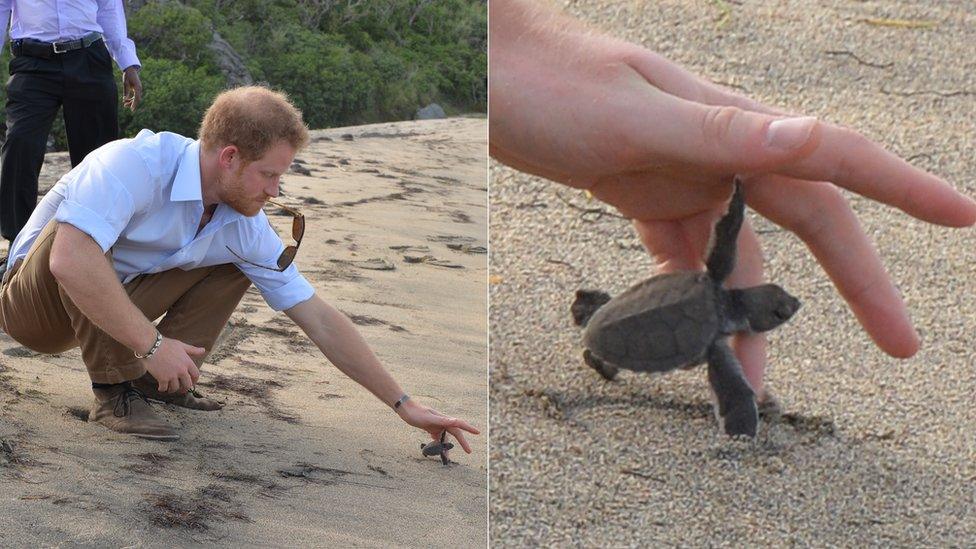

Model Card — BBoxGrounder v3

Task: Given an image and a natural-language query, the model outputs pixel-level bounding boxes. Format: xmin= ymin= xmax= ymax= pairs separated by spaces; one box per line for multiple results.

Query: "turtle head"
xmin=730 ymin=284 xmax=801 ymax=332
xmin=571 ymin=289 xmax=612 ymax=327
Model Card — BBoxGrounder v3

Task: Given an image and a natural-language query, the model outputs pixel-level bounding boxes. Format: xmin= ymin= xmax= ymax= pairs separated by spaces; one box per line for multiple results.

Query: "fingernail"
xmin=765 ymin=117 xmax=817 ymax=150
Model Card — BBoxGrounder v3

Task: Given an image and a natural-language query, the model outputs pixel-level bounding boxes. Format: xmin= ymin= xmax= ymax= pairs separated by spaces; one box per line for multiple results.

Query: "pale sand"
xmin=0 ymin=118 xmax=487 ymax=546
xmin=490 ymin=2 xmax=976 ymax=546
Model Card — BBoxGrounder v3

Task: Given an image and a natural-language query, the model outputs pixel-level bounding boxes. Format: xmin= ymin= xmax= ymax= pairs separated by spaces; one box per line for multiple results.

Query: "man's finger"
xmin=634 ymin=211 xmax=716 ymax=273
xmin=745 ymin=175 xmax=919 ymax=358
xmin=447 ymin=427 xmax=472 ymax=453
xmin=629 ymin=91 xmax=821 ymax=175
xmin=724 ymin=219 xmax=769 ymax=395
xmin=443 ymin=417 xmax=480 ymax=435
xmin=186 ymin=345 xmax=206 ymax=357
xmin=179 ymin=372 xmax=193 ymax=394
xmin=771 ymin=121 xmax=976 ymax=227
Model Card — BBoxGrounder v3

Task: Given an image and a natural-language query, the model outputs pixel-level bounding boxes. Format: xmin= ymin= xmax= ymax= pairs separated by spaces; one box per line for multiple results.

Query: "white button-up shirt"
xmin=1 ymin=0 xmax=140 ymax=70
xmin=7 ymin=130 xmax=315 ymax=312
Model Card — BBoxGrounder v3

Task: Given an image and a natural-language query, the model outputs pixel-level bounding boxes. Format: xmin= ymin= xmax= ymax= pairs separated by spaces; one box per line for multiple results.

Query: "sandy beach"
xmin=490 ymin=2 xmax=976 ymax=545
xmin=0 ymin=117 xmax=487 ymax=546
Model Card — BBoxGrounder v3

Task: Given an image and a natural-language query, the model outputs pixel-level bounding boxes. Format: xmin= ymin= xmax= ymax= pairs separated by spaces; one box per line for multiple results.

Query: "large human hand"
xmin=489 ymin=0 xmax=976 ymax=395
xmin=396 ymin=398 xmax=480 ymax=455
xmin=144 ymin=337 xmax=204 ymax=394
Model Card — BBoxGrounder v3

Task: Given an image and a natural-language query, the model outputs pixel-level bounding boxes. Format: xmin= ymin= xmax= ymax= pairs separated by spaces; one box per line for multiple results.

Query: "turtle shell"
xmin=582 ymin=272 xmax=720 ymax=372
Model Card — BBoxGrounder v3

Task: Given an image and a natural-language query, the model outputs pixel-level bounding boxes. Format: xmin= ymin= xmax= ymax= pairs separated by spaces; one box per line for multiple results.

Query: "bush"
xmin=252 ymin=28 xmax=376 ymax=128
xmin=127 ymin=2 xmax=216 ymax=71
xmin=119 ymin=58 xmax=225 ymax=138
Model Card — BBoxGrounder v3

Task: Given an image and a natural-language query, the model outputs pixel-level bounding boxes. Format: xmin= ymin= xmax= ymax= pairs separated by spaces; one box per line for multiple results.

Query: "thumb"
xmin=648 ymin=95 xmax=821 ymax=173
xmin=184 ymin=344 xmax=206 ymax=356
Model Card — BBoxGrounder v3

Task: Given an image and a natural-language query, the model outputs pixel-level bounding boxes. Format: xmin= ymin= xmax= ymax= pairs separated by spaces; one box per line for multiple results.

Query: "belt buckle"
xmin=52 ymin=41 xmax=69 ymax=54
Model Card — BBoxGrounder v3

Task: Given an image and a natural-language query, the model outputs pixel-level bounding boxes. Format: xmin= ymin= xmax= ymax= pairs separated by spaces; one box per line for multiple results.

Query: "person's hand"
xmin=489 ymin=0 xmax=976 ymax=396
xmin=395 ymin=398 xmax=480 ymax=455
xmin=122 ymin=66 xmax=142 ymax=111
xmin=143 ymin=337 xmax=204 ymax=394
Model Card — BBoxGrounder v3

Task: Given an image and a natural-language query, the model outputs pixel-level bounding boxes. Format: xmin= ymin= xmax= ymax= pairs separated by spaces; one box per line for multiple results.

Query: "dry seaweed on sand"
xmin=144 ymin=485 xmax=251 ymax=531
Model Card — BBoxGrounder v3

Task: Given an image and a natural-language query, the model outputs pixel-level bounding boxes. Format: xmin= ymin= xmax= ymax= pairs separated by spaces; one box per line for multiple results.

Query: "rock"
xmin=208 ymin=31 xmax=253 ymax=87
xmin=415 ymin=103 xmax=446 ymax=120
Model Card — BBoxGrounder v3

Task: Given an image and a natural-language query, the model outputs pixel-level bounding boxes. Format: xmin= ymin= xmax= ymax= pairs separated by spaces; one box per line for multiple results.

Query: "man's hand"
xmin=143 ymin=337 xmax=204 ymax=394
xmin=122 ymin=66 xmax=142 ymax=111
xmin=489 ymin=0 xmax=976 ymax=397
xmin=396 ymin=399 xmax=480 ymax=455
xmin=287 ymin=295 xmax=482 ymax=454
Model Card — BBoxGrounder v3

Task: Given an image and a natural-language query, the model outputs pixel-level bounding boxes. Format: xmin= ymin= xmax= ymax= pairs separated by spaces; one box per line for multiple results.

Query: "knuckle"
xmin=700 ymin=105 xmax=743 ymax=148
xmin=792 ymin=184 xmax=847 ymax=238
xmin=828 ymin=129 xmax=867 ymax=183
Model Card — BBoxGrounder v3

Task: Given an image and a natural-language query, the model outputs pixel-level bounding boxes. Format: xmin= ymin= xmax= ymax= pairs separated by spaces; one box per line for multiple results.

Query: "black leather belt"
xmin=11 ymin=31 xmax=103 ymax=59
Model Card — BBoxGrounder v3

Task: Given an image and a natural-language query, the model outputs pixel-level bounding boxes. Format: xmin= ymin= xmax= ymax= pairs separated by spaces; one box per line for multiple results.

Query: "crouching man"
xmin=0 ymin=86 xmax=479 ymax=453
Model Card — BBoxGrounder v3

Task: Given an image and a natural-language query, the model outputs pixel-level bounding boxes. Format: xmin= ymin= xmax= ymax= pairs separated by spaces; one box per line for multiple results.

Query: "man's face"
xmin=219 ymin=141 xmax=297 ymax=216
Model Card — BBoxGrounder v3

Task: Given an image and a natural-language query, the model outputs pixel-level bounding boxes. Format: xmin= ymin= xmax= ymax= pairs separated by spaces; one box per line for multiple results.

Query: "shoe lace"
xmin=113 ymin=385 xmax=150 ymax=418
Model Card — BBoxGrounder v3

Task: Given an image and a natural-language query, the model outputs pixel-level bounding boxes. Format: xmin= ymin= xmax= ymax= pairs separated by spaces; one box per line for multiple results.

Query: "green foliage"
xmin=251 ymin=29 xmax=376 ymax=128
xmin=118 ymin=58 xmax=224 ymax=138
xmin=127 ymin=2 xmax=216 ymax=70
xmin=1 ymin=0 xmax=486 ymax=151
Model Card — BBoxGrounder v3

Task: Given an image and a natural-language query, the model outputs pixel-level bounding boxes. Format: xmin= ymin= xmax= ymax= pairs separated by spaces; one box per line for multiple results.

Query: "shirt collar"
xmin=170 ymin=140 xmax=202 ymax=203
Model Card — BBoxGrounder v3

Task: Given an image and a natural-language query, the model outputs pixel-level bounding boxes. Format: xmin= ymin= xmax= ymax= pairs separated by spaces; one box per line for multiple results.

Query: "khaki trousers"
xmin=0 ymin=221 xmax=252 ymax=383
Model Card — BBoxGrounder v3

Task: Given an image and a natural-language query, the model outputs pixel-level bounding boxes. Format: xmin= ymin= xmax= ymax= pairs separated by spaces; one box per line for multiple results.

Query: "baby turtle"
xmin=571 ymin=179 xmax=800 ymax=437
xmin=421 ymin=430 xmax=454 ymax=465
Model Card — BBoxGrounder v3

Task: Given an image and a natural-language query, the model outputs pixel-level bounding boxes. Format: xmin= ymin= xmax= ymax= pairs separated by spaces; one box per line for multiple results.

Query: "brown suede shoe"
xmin=89 ymin=385 xmax=179 ymax=441
xmin=131 ymin=373 xmax=224 ymax=411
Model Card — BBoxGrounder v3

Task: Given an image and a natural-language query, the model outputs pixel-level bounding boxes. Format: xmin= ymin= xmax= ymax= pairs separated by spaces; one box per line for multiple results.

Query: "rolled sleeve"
xmin=49 ymin=147 xmax=146 ymax=251
xmin=234 ymin=213 xmax=315 ymax=311
xmin=53 ymin=199 xmax=122 ymax=252
xmin=253 ymin=271 xmax=316 ymax=312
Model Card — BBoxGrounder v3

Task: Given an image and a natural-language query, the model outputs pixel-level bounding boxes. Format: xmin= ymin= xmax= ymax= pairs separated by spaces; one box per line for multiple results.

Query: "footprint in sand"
xmin=427 ymin=234 xmax=477 ymax=246
xmin=448 ymin=211 xmax=473 ymax=224
xmin=446 ymin=244 xmax=487 ymax=254
xmin=389 ymin=245 xmax=430 ymax=253
xmin=65 ymin=407 xmax=89 ymax=422
xmin=3 ymin=347 xmax=39 ymax=358
xmin=349 ymin=258 xmax=396 ymax=271
xmin=402 ymin=255 xmax=464 ymax=269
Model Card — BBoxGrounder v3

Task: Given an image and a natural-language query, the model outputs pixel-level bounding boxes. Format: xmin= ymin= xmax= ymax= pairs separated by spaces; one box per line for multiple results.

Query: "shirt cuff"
xmin=112 ymin=45 xmax=140 ymax=73
xmin=53 ymin=199 xmax=120 ymax=253
xmin=261 ymin=275 xmax=315 ymax=312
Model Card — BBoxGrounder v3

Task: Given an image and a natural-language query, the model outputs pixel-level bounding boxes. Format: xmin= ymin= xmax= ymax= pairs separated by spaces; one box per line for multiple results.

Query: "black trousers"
xmin=0 ymin=41 xmax=119 ymax=241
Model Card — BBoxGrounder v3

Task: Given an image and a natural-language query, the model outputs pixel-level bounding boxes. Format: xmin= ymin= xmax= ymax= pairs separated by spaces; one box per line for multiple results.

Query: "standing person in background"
xmin=0 ymin=0 xmax=143 ymax=246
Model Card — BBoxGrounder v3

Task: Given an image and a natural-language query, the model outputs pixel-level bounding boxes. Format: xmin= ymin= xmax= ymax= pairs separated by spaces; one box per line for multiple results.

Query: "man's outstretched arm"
xmin=285 ymin=294 xmax=480 ymax=452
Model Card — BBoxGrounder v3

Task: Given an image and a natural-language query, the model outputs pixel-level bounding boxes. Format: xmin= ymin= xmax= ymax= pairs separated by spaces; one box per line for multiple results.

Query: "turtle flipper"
xmin=705 ymin=178 xmax=745 ymax=284
xmin=584 ymin=349 xmax=618 ymax=381
xmin=571 ymin=289 xmax=612 ymax=327
xmin=705 ymin=339 xmax=758 ymax=437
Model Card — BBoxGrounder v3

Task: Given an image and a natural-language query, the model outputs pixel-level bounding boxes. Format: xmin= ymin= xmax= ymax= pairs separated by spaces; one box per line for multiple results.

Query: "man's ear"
xmin=217 ymin=145 xmax=239 ymax=170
